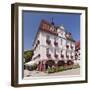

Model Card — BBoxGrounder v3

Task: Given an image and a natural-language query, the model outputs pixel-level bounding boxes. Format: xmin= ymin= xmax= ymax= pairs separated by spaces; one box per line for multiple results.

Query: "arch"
xmin=45 ymin=60 xmax=55 ymax=69
xmin=67 ymin=60 xmax=74 ymax=65
xmin=57 ymin=60 xmax=65 ymax=66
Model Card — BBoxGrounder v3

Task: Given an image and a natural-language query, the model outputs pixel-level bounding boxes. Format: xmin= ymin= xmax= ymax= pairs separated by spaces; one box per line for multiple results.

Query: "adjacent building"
xmin=75 ymin=41 xmax=80 ymax=64
xmin=31 ymin=19 xmax=76 ymax=71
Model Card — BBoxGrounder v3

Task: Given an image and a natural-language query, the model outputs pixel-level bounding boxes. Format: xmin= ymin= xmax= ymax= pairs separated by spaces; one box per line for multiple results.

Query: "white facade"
xmin=32 ymin=20 xmax=75 ymax=65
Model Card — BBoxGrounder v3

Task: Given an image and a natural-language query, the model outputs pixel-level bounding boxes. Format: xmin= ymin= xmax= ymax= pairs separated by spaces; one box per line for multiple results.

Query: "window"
xmin=61 ymin=50 xmax=63 ymax=54
xmin=46 ymin=35 xmax=51 ymax=44
xmin=46 ymin=48 xmax=51 ymax=58
xmin=54 ymin=37 xmax=56 ymax=41
xmin=70 ymin=51 xmax=72 ymax=56
xmin=42 ymin=23 xmax=50 ymax=30
xmin=54 ymin=37 xmax=58 ymax=46
xmin=71 ymin=43 xmax=74 ymax=49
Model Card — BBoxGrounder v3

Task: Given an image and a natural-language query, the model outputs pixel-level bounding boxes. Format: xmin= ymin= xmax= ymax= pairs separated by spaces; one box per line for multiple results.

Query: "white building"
xmin=31 ymin=20 xmax=75 ymax=71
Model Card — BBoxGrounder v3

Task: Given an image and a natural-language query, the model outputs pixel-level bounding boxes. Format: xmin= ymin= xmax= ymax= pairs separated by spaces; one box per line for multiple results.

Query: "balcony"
xmin=46 ymin=53 xmax=51 ymax=58
xmin=54 ymin=54 xmax=58 ymax=58
xmin=46 ymin=39 xmax=51 ymax=45
xmin=54 ymin=41 xmax=58 ymax=46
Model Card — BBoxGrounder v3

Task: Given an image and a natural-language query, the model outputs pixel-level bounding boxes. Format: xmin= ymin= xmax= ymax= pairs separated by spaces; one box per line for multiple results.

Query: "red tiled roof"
xmin=75 ymin=40 xmax=80 ymax=49
xmin=39 ymin=19 xmax=58 ymax=36
xmin=33 ymin=19 xmax=75 ymax=46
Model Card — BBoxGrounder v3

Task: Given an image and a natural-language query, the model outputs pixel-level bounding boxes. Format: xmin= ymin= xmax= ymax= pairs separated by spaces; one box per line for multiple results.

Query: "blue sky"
xmin=23 ymin=11 xmax=80 ymax=50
